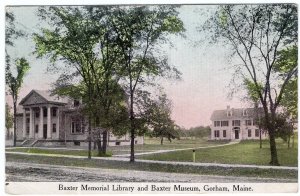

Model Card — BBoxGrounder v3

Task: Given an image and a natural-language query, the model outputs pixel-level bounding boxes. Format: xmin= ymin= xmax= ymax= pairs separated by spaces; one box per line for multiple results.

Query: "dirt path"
xmin=6 ymin=162 xmax=297 ymax=183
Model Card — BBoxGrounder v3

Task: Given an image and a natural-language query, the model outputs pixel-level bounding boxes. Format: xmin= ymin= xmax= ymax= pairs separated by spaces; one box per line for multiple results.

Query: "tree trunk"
xmin=93 ymin=141 xmax=96 ymax=150
xmin=102 ymin=131 xmax=108 ymax=154
xmin=97 ymin=138 xmax=102 ymax=156
xmin=268 ymin=129 xmax=279 ymax=165
xmin=13 ymin=101 xmax=17 ymax=147
xmin=160 ymin=137 xmax=163 ymax=145
xmin=287 ymin=134 xmax=290 ymax=149
xmin=88 ymin=116 xmax=92 ymax=159
xmin=129 ymin=90 xmax=135 ymax=163
xmin=259 ymin=129 xmax=262 ymax=149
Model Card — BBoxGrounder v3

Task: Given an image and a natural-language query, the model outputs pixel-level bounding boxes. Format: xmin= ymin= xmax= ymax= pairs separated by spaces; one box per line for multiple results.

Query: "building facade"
xmin=15 ymin=90 xmax=144 ymax=147
xmin=210 ymin=106 xmax=267 ymax=140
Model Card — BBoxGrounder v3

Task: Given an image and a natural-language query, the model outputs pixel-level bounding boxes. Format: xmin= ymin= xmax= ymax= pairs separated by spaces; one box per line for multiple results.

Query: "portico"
xmin=19 ymin=90 xmax=66 ymax=140
xmin=21 ymin=105 xmax=61 ymax=139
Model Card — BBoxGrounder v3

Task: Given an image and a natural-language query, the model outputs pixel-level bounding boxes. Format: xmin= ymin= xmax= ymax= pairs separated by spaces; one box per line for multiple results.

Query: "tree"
xmin=5 ymin=103 xmax=13 ymax=140
xmin=5 ymin=10 xmax=29 ymax=146
xmin=6 ymin=58 xmax=30 ymax=146
xmin=35 ymin=6 xmax=106 ymax=158
xmin=204 ymin=5 xmax=297 ymax=165
xmin=144 ymin=94 xmax=180 ymax=145
xmin=243 ymin=79 xmax=264 ymax=148
xmin=34 ymin=6 xmax=129 ymax=157
xmin=109 ymin=5 xmax=184 ymax=162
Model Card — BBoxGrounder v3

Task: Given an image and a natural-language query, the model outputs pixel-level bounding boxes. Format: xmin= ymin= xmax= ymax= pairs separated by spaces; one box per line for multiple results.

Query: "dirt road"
xmin=6 ymin=162 xmax=297 ymax=183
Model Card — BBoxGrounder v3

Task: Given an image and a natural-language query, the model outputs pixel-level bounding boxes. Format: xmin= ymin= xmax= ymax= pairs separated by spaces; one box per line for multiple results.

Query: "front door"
xmin=235 ymin=130 xmax=239 ymax=139
xmin=43 ymin=124 xmax=47 ymax=139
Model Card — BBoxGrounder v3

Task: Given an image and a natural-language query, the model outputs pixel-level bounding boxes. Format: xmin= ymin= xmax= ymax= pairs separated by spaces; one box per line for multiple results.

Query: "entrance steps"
xmin=21 ymin=139 xmax=38 ymax=147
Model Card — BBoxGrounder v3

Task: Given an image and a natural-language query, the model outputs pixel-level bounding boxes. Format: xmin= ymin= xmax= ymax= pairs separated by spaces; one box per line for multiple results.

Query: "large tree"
xmin=6 ymin=58 xmax=30 ymax=146
xmin=5 ymin=10 xmax=29 ymax=146
xmin=204 ymin=5 xmax=297 ymax=165
xmin=109 ymin=5 xmax=184 ymax=162
xmin=34 ymin=6 xmax=129 ymax=157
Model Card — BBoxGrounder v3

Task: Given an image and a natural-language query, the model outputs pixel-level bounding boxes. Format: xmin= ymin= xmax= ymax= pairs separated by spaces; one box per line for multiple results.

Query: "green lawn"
xmin=140 ymin=138 xmax=298 ymax=166
xmin=7 ymin=137 xmax=228 ymax=156
xmin=6 ymin=148 xmax=112 ymax=157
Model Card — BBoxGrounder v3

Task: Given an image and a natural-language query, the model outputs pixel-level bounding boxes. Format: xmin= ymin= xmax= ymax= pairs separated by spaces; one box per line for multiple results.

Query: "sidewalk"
xmin=113 ymin=141 xmax=239 ymax=157
xmin=6 ymin=151 xmax=298 ymax=171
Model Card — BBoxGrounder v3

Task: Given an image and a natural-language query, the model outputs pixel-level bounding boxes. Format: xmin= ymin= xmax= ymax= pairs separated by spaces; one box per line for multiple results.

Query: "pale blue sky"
xmin=5 ymin=5 xmax=251 ymax=128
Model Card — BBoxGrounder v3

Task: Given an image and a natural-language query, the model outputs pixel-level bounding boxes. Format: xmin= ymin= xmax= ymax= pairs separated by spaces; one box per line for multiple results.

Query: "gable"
xmin=19 ymin=91 xmax=48 ymax=106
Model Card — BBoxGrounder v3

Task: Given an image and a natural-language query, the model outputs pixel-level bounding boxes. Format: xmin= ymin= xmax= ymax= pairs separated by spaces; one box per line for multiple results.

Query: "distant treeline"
xmin=180 ymin=126 xmax=211 ymax=138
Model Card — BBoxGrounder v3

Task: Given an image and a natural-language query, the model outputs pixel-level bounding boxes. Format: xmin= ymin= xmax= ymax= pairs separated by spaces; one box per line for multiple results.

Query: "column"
xmin=22 ymin=108 xmax=26 ymax=139
xmin=29 ymin=108 xmax=34 ymax=138
xmin=57 ymin=107 xmax=60 ymax=139
xmin=38 ymin=107 xmax=43 ymax=139
xmin=47 ymin=106 xmax=51 ymax=139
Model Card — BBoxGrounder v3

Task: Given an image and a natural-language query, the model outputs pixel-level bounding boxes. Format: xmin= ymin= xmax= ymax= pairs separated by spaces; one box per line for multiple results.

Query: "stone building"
xmin=15 ymin=89 xmax=144 ymax=147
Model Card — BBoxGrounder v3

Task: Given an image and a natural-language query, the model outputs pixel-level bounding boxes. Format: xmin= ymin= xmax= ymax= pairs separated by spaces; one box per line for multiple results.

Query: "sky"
xmin=5 ymin=5 xmax=253 ymax=129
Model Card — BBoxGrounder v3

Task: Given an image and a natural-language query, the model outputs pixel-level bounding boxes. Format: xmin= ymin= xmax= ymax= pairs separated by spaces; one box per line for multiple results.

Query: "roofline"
xmin=19 ymin=90 xmax=68 ymax=106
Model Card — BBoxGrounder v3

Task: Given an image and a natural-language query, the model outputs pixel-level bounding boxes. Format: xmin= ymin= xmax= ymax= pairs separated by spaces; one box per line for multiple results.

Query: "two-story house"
xmin=210 ymin=106 xmax=267 ymax=140
xmin=15 ymin=89 xmax=144 ymax=147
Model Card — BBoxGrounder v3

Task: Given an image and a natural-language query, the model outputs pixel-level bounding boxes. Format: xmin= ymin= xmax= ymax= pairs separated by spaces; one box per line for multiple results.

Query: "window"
xmin=227 ymin=111 xmax=232 ymax=117
xmin=248 ymin=129 xmax=252 ymax=137
xmin=243 ymin=109 xmax=248 ymax=116
xmin=214 ymin=130 xmax=220 ymax=138
xmin=52 ymin=108 xmax=57 ymax=117
xmin=43 ymin=108 xmax=47 ymax=117
xmin=71 ymin=121 xmax=83 ymax=134
xmin=255 ymin=129 xmax=260 ymax=137
xmin=253 ymin=119 xmax=259 ymax=126
xmin=73 ymin=100 xmax=80 ymax=107
xmin=26 ymin=118 xmax=30 ymax=123
xmin=53 ymin=123 xmax=56 ymax=133
xmin=223 ymin=130 xmax=226 ymax=137
xmin=116 ymin=141 xmax=121 ymax=146
xmin=245 ymin=120 xmax=252 ymax=126
xmin=35 ymin=125 xmax=39 ymax=133
xmin=214 ymin=121 xmax=220 ymax=127
xmin=221 ymin=121 xmax=229 ymax=127
xmin=26 ymin=126 xmax=29 ymax=134
xmin=35 ymin=112 xmax=40 ymax=118
xmin=74 ymin=141 xmax=80 ymax=146
xmin=232 ymin=120 xmax=240 ymax=126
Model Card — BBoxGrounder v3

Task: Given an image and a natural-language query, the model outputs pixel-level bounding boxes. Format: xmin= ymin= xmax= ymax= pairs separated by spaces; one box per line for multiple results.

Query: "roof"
xmin=19 ymin=89 xmax=69 ymax=106
xmin=210 ymin=107 xmax=264 ymax=121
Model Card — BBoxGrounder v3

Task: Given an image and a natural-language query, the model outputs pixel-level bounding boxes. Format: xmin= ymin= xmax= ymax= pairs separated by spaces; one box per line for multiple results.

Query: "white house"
xmin=15 ymin=89 xmax=144 ymax=147
xmin=210 ymin=106 xmax=267 ymax=140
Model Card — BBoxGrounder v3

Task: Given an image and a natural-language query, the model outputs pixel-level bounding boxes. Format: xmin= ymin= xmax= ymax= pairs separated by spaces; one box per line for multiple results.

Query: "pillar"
xmin=47 ymin=106 xmax=51 ymax=139
xmin=39 ymin=107 xmax=43 ymax=139
xmin=22 ymin=108 xmax=26 ymax=139
xmin=29 ymin=108 xmax=34 ymax=138
xmin=57 ymin=107 xmax=60 ymax=139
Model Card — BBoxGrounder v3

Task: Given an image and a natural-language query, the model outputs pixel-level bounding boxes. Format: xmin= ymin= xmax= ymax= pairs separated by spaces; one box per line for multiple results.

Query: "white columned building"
xmin=15 ymin=89 xmax=145 ymax=147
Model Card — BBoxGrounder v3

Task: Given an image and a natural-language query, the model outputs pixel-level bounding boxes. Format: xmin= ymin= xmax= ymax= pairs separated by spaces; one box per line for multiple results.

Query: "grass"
xmin=6 ymin=153 xmax=298 ymax=179
xmin=6 ymin=137 xmax=228 ymax=156
xmin=6 ymin=148 xmax=112 ymax=157
xmin=140 ymin=138 xmax=298 ymax=166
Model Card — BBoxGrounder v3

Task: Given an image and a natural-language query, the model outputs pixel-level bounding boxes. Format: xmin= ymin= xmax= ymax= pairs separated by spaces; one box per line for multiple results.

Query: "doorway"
xmin=235 ymin=130 xmax=239 ymax=139
xmin=43 ymin=124 xmax=47 ymax=139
